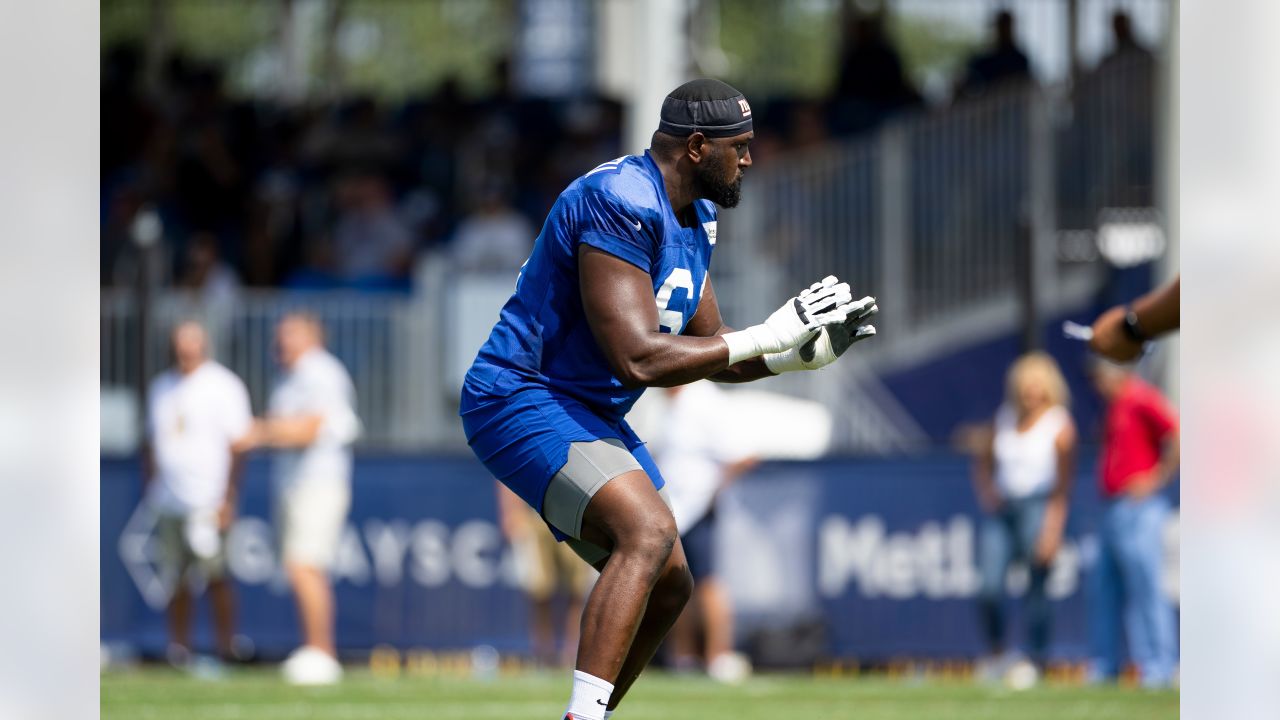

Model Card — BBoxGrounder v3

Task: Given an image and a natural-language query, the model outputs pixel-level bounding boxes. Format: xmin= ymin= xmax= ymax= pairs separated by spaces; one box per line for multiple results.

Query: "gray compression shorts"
xmin=541 ymin=438 xmax=671 ymax=566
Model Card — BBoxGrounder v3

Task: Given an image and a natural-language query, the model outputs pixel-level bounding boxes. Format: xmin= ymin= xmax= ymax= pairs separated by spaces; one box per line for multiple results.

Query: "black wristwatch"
xmin=1121 ymin=307 xmax=1148 ymax=343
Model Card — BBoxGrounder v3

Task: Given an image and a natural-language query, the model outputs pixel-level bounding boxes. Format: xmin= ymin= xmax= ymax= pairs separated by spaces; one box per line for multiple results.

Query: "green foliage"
xmin=100 ymin=0 xmax=516 ymax=100
xmin=713 ymin=1 xmax=980 ymax=100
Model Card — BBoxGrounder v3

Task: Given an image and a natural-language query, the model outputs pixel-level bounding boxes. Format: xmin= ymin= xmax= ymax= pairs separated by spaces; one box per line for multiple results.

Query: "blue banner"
xmin=102 ymin=453 xmax=1177 ymax=662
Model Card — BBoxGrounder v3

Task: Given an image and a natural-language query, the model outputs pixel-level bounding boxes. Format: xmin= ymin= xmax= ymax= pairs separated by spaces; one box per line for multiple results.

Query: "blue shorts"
xmin=460 ymin=383 xmax=665 ymax=539
xmin=680 ymin=510 xmax=717 ymax=581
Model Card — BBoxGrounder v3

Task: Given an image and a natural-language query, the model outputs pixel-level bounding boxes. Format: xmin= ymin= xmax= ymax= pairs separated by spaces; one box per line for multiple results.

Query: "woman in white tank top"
xmin=971 ymin=352 xmax=1078 ymax=682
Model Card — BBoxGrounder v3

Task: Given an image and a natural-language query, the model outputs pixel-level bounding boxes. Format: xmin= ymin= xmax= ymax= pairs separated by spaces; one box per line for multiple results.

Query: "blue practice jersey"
xmin=464 ymin=150 xmax=718 ymax=425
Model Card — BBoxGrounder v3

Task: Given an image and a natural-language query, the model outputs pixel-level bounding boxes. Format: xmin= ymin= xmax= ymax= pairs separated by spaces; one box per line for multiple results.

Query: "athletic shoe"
xmin=281 ymin=645 xmax=343 ymax=685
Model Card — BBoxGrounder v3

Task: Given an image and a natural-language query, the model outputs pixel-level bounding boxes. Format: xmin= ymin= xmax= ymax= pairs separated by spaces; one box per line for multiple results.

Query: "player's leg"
xmin=665 ymin=511 xmax=713 ymax=672
xmin=571 ymin=469 xmax=683 ymax=682
xmin=204 ymin=535 xmax=236 ymax=659
xmin=525 ymin=523 xmax=560 ymax=666
xmin=1087 ymin=503 xmax=1124 ymax=682
xmin=1016 ymin=497 xmax=1052 ymax=668
xmin=665 ymin=585 xmax=700 ymax=670
xmin=699 ymin=578 xmax=734 ymax=667
xmin=976 ymin=511 xmax=1013 ymax=664
xmin=557 ymin=540 xmax=590 ymax=667
xmin=682 ymin=511 xmax=735 ymax=672
xmin=167 ymin=582 xmax=194 ymax=658
xmin=286 ymin=564 xmax=336 ymax=654
xmin=277 ymin=481 xmax=348 ymax=684
xmin=207 ymin=577 xmax=236 ymax=658
xmin=603 ymin=536 xmax=693 ymax=708
xmin=1118 ymin=495 xmax=1176 ymax=687
xmin=157 ymin=514 xmax=193 ymax=662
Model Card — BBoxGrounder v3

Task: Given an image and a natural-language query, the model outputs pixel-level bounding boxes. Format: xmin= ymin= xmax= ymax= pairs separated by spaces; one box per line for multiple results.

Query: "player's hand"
xmin=764 ymin=294 xmax=878 ymax=373
xmin=1033 ymin=528 xmax=1061 ymax=567
xmin=1089 ymin=306 xmax=1143 ymax=362
xmin=723 ymin=276 xmax=860 ymax=364
xmin=217 ymin=498 xmax=237 ymax=531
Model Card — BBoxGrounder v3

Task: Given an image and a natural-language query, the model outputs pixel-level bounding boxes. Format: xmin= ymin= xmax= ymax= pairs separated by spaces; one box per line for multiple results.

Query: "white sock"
xmin=603 ymin=712 xmax=614 ymax=720
xmin=564 ymin=669 xmax=614 ymax=720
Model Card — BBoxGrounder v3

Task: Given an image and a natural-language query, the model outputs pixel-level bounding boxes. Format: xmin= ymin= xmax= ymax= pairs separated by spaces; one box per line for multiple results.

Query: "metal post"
xmin=878 ymin=124 xmax=910 ymax=339
xmin=1066 ymin=0 xmax=1080 ymax=89
xmin=131 ymin=208 xmax=163 ymax=443
xmin=1025 ymin=89 xmax=1057 ymax=352
xmin=622 ymin=0 xmax=689 ymax=155
xmin=1157 ymin=0 xmax=1179 ymax=402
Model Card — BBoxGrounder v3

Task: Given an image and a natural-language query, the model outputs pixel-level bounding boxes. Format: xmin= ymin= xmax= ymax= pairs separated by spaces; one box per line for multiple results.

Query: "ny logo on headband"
xmin=737 ymin=99 xmax=752 ymax=117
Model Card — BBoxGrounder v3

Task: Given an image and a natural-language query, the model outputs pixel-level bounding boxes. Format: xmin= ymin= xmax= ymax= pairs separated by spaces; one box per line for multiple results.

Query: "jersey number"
xmin=655 ymin=268 xmax=694 ymax=334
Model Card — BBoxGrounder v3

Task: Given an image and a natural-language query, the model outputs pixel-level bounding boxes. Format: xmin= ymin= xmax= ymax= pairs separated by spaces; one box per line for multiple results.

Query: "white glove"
xmin=722 ymin=276 xmax=857 ymax=365
xmin=765 ymin=294 xmax=878 ymax=373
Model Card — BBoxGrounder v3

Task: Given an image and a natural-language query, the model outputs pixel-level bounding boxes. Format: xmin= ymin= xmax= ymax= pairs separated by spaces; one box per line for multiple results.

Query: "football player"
xmin=460 ymin=79 xmax=877 ymax=719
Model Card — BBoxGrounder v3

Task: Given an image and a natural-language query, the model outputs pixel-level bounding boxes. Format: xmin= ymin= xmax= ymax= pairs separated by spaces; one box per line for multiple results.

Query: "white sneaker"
xmin=1004 ymin=659 xmax=1039 ymax=691
xmin=281 ymin=646 xmax=343 ymax=686
xmin=707 ymin=652 xmax=752 ymax=685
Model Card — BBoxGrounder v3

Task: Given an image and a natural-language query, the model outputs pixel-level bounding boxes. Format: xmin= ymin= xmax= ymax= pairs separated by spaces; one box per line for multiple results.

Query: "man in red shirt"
xmin=1088 ymin=360 xmax=1180 ymax=687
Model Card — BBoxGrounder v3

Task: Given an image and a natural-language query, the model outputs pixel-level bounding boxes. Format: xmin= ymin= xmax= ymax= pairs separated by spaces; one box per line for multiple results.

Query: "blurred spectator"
xmin=99 ymin=47 xmax=634 ymax=292
xmin=144 ymin=320 xmax=253 ymax=667
xmin=956 ymin=11 xmax=1032 ymax=100
xmin=449 ymin=184 xmax=535 ymax=275
xmin=180 ymin=231 xmax=241 ymax=306
xmin=497 ymin=483 xmax=589 ymax=667
xmin=327 ymin=171 xmax=415 ymax=287
xmin=829 ymin=12 xmax=921 ymax=135
xmin=245 ymin=312 xmax=361 ymax=685
xmin=1073 ymin=9 xmax=1156 ymax=210
xmin=971 ymin=353 xmax=1077 ymax=684
xmin=175 ymin=113 xmax=244 ymax=240
xmin=787 ymin=102 xmax=833 ymax=152
xmin=300 ymin=96 xmax=402 ymax=174
xmin=1087 ymin=360 xmax=1180 ymax=688
xmin=657 ymin=382 xmax=758 ymax=684
xmin=1098 ymin=11 xmax=1154 ymax=70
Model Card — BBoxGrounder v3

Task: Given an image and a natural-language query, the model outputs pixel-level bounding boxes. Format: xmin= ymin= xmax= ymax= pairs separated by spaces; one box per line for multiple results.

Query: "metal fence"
xmin=101 ymin=285 xmax=450 ymax=450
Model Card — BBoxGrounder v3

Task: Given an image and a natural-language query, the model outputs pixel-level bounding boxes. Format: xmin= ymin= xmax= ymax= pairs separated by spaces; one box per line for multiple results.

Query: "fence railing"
xmin=101 ymin=286 xmax=449 ymax=451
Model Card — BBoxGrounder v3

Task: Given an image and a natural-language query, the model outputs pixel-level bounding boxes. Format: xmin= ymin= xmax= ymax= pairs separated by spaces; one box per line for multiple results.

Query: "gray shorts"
xmin=541 ymin=438 xmax=670 ymax=567
xmin=155 ymin=510 xmax=228 ymax=585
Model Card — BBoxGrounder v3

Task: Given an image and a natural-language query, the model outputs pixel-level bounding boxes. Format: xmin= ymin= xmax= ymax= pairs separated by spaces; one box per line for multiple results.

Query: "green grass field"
xmin=102 ymin=666 xmax=1178 ymax=720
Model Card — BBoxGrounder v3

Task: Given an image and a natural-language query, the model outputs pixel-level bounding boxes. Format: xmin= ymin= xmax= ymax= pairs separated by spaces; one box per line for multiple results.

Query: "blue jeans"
xmin=977 ymin=494 xmax=1050 ymax=662
xmin=1089 ymin=494 xmax=1178 ymax=687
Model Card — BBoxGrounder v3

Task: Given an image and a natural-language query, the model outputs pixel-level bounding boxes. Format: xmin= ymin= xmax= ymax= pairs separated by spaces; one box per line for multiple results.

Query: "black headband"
xmin=657 ymin=79 xmax=753 ymax=138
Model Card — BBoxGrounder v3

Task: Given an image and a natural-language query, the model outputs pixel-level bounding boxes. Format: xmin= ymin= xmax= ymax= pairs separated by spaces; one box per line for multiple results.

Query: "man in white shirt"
xmin=655 ymin=381 xmax=758 ymax=684
xmin=243 ymin=312 xmax=360 ymax=685
xmin=144 ymin=320 xmax=253 ymax=665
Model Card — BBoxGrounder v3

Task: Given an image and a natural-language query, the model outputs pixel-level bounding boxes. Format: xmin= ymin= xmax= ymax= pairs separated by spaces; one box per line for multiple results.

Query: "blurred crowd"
xmin=101 ymin=49 xmax=623 ymax=294
xmin=101 ymin=9 xmax=1153 ymax=296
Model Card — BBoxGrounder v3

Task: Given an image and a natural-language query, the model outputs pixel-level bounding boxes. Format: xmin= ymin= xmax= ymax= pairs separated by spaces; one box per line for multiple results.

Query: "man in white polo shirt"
xmin=245 ymin=311 xmax=360 ymax=685
xmin=144 ymin=320 xmax=253 ymax=666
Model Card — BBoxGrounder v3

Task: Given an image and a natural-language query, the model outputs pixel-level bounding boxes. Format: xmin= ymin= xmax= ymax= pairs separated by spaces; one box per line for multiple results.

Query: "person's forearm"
xmin=706 ymin=323 xmax=776 ymax=382
xmin=261 ymin=416 xmax=323 ymax=448
xmin=605 ymin=332 xmax=740 ymax=388
xmin=1155 ymin=433 xmax=1181 ymax=486
xmin=711 ymin=356 xmax=774 ymax=382
xmin=225 ymin=451 xmax=246 ymax=504
xmin=1133 ymin=276 xmax=1180 ymax=337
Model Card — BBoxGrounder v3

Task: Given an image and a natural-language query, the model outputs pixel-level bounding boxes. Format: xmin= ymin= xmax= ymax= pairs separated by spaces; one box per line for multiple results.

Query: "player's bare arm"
xmin=579 ymin=244 xmax=742 ymax=388
xmin=250 ymin=414 xmax=324 ymax=448
xmin=1089 ymin=275 xmax=1179 ymax=361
